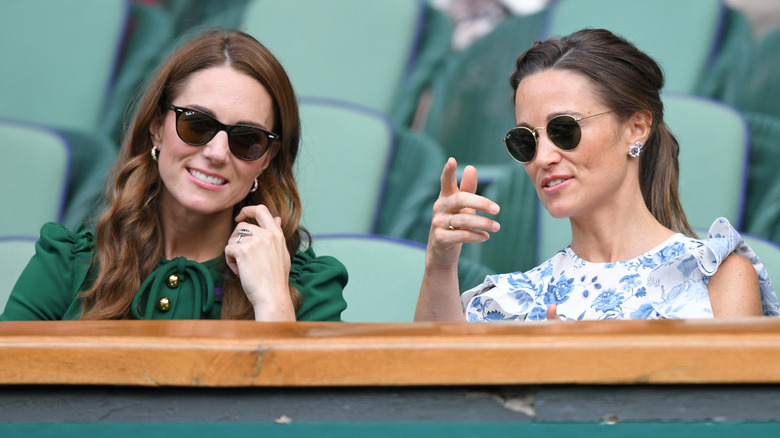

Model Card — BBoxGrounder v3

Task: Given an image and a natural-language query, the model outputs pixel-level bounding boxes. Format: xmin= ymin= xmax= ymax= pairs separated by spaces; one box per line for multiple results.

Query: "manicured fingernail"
xmin=490 ymin=203 xmax=500 ymax=214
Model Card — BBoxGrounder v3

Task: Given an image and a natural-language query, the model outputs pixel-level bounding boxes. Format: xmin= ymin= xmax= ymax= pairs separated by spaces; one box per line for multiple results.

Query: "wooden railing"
xmin=2 ymin=317 xmax=780 ymax=387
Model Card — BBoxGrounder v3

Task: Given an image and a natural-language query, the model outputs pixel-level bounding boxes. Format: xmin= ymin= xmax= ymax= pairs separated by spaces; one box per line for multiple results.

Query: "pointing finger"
xmin=439 ymin=157 xmax=460 ymax=197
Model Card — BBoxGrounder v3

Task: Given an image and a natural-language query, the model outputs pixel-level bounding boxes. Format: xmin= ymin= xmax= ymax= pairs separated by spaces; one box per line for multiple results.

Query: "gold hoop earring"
xmin=250 ymin=178 xmax=258 ymax=193
xmin=151 ymin=145 xmax=160 ymax=162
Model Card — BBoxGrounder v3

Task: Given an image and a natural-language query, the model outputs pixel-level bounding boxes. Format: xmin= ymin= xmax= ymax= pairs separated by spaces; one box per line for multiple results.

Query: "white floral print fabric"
xmin=462 ymin=218 xmax=780 ymax=321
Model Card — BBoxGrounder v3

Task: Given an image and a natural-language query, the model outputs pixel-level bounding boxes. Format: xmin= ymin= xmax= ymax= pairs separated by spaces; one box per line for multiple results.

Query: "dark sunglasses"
xmin=169 ymin=104 xmax=279 ymax=161
xmin=503 ymin=110 xmax=612 ymax=163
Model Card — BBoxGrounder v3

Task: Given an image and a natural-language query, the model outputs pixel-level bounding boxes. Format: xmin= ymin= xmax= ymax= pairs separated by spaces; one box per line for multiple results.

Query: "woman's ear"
xmin=257 ymin=140 xmax=281 ymax=174
xmin=627 ymin=109 xmax=653 ymax=144
xmin=149 ymin=115 xmax=164 ymax=146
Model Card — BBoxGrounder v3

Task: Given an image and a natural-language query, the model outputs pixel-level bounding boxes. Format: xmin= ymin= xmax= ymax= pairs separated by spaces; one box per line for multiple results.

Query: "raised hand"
xmin=426 ymin=157 xmax=501 ymax=269
xmin=225 ymin=204 xmax=295 ymax=321
xmin=416 ymin=158 xmax=500 ymax=321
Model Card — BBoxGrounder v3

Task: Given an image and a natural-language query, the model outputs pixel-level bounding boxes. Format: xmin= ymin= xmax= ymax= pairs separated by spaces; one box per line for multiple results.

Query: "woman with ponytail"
xmin=416 ymin=28 xmax=778 ymax=321
xmin=2 ymin=29 xmax=347 ymax=321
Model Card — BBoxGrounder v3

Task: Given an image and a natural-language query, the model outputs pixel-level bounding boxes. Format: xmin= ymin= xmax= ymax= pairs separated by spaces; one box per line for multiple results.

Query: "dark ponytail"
xmin=510 ymin=28 xmax=694 ymax=236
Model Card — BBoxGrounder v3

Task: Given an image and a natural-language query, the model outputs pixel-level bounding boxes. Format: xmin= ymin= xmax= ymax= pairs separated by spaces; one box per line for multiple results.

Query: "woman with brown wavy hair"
xmin=416 ymin=28 xmax=779 ymax=322
xmin=2 ymin=29 xmax=347 ymax=321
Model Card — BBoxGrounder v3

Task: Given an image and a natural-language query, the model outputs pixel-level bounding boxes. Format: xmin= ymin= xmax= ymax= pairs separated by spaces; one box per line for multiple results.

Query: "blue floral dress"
xmin=462 ymin=218 xmax=780 ymax=321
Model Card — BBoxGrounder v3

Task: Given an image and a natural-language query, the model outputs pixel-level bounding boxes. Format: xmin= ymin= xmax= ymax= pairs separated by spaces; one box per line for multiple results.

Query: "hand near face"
xmin=225 ymin=204 xmax=295 ymax=321
xmin=427 ymin=157 xmax=501 ymax=269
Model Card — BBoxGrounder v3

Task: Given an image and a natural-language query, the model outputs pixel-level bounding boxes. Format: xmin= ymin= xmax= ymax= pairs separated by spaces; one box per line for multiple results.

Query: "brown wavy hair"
xmin=509 ymin=28 xmax=694 ymax=237
xmin=80 ymin=29 xmax=306 ymax=319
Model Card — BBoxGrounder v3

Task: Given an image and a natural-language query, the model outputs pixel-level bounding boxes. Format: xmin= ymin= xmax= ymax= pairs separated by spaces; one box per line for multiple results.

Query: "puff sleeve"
xmin=647 ymin=217 xmax=780 ymax=318
xmin=290 ymin=246 xmax=348 ymax=321
xmin=1 ymin=223 xmax=95 ymax=321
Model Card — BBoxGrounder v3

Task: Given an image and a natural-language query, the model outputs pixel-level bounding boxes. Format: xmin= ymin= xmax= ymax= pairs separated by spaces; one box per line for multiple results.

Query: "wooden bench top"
xmin=1 ymin=318 xmax=779 ymax=387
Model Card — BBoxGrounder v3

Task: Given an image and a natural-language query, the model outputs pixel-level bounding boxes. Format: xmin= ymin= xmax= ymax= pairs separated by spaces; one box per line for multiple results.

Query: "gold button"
xmin=166 ymin=274 xmax=180 ymax=288
xmin=159 ymin=297 xmax=171 ymax=312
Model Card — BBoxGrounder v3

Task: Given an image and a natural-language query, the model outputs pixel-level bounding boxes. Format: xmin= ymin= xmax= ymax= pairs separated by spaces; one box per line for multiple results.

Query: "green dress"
xmin=0 ymin=223 xmax=348 ymax=321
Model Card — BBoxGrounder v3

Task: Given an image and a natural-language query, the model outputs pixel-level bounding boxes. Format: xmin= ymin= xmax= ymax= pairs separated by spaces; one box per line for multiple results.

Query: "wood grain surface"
xmin=1 ymin=318 xmax=779 ymax=386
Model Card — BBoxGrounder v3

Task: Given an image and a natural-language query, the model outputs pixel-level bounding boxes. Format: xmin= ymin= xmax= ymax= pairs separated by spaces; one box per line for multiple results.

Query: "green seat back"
xmin=312 ymin=234 xmax=425 ymax=322
xmin=741 ymin=112 xmax=780 ymax=243
xmin=546 ymin=0 xmax=724 ymax=93
xmin=0 ymin=120 xmax=70 ymax=235
xmin=295 ymin=100 xmax=393 ymax=235
xmin=0 ymin=237 xmax=38 ymax=313
xmin=0 ymin=0 xmax=129 ymax=132
xmin=241 ymin=0 xmax=424 ymax=114
xmin=537 ymin=94 xmax=748 ymax=263
xmin=671 ymin=94 xmax=747 ymax=228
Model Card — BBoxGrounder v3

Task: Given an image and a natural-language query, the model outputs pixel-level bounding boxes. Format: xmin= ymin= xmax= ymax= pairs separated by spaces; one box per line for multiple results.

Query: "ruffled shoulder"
xmin=37 ymin=222 xmax=95 ymax=290
xmin=461 ymin=262 xmax=550 ymax=322
xmin=289 ymin=246 xmax=348 ymax=321
xmin=646 ymin=217 xmax=780 ymax=318
xmin=1 ymin=223 xmax=96 ymax=320
xmin=38 ymin=222 xmax=95 ymax=259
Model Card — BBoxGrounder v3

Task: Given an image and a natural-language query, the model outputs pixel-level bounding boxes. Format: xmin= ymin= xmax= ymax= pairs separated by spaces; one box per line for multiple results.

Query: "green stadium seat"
xmin=0 ymin=120 xmax=70 ymax=236
xmin=545 ymin=0 xmax=725 ymax=94
xmin=0 ymin=236 xmax=38 ymax=313
xmin=0 ymin=0 xmax=129 ymax=133
xmin=240 ymin=0 xmax=425 ymax=115
xmin=311 ymin=234 xmax=426 ymax=322
xmin=295 ymin=99 xmax=394 ymax=235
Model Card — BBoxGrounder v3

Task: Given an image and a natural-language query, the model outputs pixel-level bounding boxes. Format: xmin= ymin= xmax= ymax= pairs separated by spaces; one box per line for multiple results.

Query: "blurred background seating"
xmin=0 ymin=236 xmax=38 ymax=312
xmin=2 ymin=0 xmax=780 ymax=300
xmin=0 ymin=120 xmax=70 ymax=236
xmin=311 ymin=234 xmax=427 ymax=322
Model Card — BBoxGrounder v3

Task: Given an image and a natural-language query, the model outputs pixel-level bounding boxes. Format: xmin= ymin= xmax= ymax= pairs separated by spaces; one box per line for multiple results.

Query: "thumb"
xmin=546 ymin=303 xmax=560 ymax=320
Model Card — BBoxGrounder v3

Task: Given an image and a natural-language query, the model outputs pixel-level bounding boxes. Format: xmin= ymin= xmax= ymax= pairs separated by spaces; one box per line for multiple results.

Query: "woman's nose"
xmin=202 ymin=130 xmax=230 ymax=163
xmin=533 ymin=131 xmax=563 ymax=166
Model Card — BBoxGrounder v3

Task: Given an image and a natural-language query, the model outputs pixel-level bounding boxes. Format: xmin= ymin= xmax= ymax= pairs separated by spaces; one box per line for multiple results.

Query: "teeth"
xmin=189 ymin=169 xmax=226 ymax=185
xmin=546 ymin=178 xmax=565 ymax=188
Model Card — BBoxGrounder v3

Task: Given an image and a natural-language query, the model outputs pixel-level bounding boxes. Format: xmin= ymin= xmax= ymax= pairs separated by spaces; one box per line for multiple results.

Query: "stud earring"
xmin=151 ymin=145 xmax=160 ymax=162
xmin=250 ymin=178 xmax=258 ymax=193
xmin=628 ymin=141 xmax=643 ymax=158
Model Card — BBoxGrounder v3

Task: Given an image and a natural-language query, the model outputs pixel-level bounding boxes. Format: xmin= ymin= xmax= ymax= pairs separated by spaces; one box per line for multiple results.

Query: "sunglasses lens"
xmin=174 ymin=106 xmax=276 ymax=161
xmin=504 ymin=128 xmax=537 ymax=162
xmin=547 ymin=116 xmax=581 ymax=151
xmin=176 ymin=109 xmax=219 ymax=145
xmin=227 ymin=126 xmax=270 ymax=161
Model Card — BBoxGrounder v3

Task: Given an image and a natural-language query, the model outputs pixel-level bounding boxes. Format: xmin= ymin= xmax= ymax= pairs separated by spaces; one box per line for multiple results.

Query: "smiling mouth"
xmin=545 ymin=178 xmax=567 ymax=188
xmin=189 ymin=169 xmax=226 ymax=186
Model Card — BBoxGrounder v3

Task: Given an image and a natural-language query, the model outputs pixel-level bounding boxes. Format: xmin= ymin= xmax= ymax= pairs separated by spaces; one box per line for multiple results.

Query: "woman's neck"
xmin=568 ymin=198 xmax=675 ymax=264
xmin=159 ymin=206 xmax=234 ymax=263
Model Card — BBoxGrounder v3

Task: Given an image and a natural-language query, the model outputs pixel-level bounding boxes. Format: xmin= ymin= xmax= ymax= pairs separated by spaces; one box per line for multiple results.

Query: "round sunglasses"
xmin=503 ymin=110 xmax=612 ymax=163
xmin=169 ymin=104 xmax=280 ymax=161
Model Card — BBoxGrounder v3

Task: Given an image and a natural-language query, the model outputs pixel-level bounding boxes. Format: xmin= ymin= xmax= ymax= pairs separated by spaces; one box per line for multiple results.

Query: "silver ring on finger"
xmin=236 ymin=228 xmax=252 ymax=243
xmin=447 ymin=214 xmax=455 ymax=231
